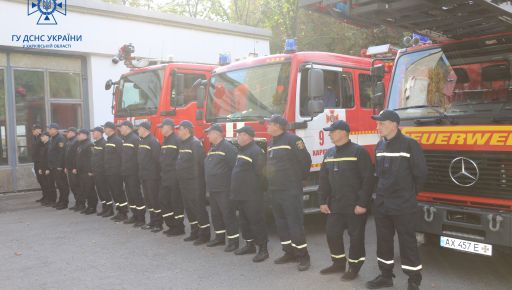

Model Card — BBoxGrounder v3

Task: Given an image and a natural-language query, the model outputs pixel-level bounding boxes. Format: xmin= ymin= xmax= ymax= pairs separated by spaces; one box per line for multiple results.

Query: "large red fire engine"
xmin=105 ymin=44 xmax=216 ymax=141
xmin=195 ymin=43 xmax=394 ymax=213
xmin=302 ymin=0 xmax=512 ymax=255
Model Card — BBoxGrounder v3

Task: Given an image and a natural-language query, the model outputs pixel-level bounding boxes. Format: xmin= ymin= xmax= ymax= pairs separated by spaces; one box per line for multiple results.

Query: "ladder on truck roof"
xmin=300 ymin=0 xmax=512 ymax=40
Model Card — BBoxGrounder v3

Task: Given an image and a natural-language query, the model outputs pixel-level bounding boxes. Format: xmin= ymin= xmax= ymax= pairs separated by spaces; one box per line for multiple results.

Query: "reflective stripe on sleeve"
xmin=237 ymin=155 xmax=253 ymax=162
xmin=179 ymin=149 xmax=192 ymax=153
xmin=94 ymin=146 xmax=104 ymax=150
xmin=208 ymin=151 xmax=226 ymax=156
xmin=162 ymin=145 xmax=177 ymax=149
xmin=139 ymin=145 xmax=151 ymax=150
xmin=376 ymin=152 xmax=410 ymax=158
xmin=174 ymin=215 xmax=184 ymax=219
xmin=105 ymin=143 xmax=116 ymax=147
xmin=123 ymin=143 xmax=135 ymax=147
xmin=324 ymin=157 xmax=358 ymax=162
xmin=268 ymin=145 xmax=291 ymax=151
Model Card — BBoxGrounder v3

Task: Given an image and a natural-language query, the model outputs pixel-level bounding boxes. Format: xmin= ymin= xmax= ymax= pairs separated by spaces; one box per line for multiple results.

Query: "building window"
xmin=50 ymin=103 xmax=82 ymax=129
xmin=0 ymin=69 xmax=7 ymax=165
xmin=14 ymin=69 xmax=46 ymax=163
xmin=171 ymin=73 xmax=206 ymax=107
xmin=49 ymin=72 xmax=82 ymax=99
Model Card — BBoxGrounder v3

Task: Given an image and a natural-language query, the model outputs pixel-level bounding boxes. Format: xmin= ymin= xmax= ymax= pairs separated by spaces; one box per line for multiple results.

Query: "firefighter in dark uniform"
xmin=157 ymin=119 xmax=185 ymax=236
xmin=76 ymin=129 xmax=98 ymax=215
xmin=175 ymin=120 xmax=210 ymax=245
xmin=63 ymin=127 xmax=82 ymax=211
xmin=231 ymin=126 xmax=269 ymax=262
xmin=103 ymin=121 xmax=129 ymax=222
xmin=318 ymin=120 xmax=375 ymax=281
xmin=137 ymin=121 xmax=163 ymax=232
xmin=118 ymin=120 xmax=146 ymax=227
xmin=46 ymin=123 xmax=69 ymax=208
xmin=366 ymin=110 xmax=427 ymax=290
xmin=204 ymin=124 xmax=239 ymax=252
xmin=37 ymin=131 xmax=53 ymax=205
xmin=31 ymin=124 xmax=45 ymax=203
xmin=92 ymin=126 xmax=114 ymax=217
xmin=266 ymin=115 xmax=312 ymax=271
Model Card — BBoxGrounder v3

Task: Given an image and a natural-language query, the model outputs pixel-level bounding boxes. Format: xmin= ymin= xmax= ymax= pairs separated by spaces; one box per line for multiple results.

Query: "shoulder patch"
xmin=296 ymin=140 xmax=305 ymax=150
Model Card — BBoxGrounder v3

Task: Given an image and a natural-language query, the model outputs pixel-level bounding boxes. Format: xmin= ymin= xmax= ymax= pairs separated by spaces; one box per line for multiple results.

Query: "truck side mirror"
xmin=308 ymin=68 xmax=324 ymax=98
xmin=196 ymin=85 xmax=206 ymax=109
xmin=372 ymin=81 xmax=385 ymax=108
xmin=307 ymin=99 xmax=325 ymax=117
xmin=105 ymin=79 xmax=113 ymax=90
xmin=371 ymin=64 xmax=385 ymax=81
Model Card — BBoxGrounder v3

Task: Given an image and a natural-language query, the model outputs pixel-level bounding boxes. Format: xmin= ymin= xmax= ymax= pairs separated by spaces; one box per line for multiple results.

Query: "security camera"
xmin=112 ymin=57 xmax=120 ymax=64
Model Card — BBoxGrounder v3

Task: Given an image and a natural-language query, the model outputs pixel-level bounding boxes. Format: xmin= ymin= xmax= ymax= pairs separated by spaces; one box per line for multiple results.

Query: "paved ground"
xmin=1 ymin=191 xmax=511 ymax=290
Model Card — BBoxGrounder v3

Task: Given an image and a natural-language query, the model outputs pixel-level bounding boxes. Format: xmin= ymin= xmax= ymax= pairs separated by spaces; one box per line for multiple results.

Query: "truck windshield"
xmin=388 ymin=42 xmax=512 ymax=124
xmin=206 ymin=62 xmax=290 ymax=122
xmin=116 ymin=69 xmax=164 ymax=117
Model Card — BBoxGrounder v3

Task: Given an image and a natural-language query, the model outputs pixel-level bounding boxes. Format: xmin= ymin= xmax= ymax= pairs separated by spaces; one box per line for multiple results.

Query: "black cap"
xmin=65 ymin=127 xmax=77 ymax=133
xmin=323 ymin=120 xmax=350 ymax=132
xmin=371 ymin=109 xmax=400 ymax=124
xmin=32 ymin=124 xmax=42 ymax=130
xmin=205 ymin=124 xmax=223 ymax=134
xmin=104 ymin=121 xmax=116 ymax=130
xmin=266 ymin=114 xmax=288 ymax=128
xmin=176 ymin=120 xmax=193 ymax=129
xmin=235 ymin=126 xmax=255 ymax=137
xmin=92 ymin=126 xmax=104 ymax=133
xmin=78 ymin=128 xmax=89 ymax=135
xmin=48 ymin=123 xmax=60 ymax=130
xmin=157 ymin=118 xmax=175 ymax=128
xmin=137 ymin=121 xmax=151 ymax=131
xmin=117 ymin=120 xmax=134 ymax=129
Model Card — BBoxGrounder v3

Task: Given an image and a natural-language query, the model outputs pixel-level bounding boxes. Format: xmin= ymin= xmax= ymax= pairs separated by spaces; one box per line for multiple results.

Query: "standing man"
xmin=318 ymin=120 xmax=375 ymax=281
xmin=231 ymin=126 xmax=269 ymax=262
xmin=75 ymin=129 xmax=98 ymax=215
xmin=175 ymin=120 xmax=210 ymax=245
xmin=38 ymin=131 xmax=52 ymax=205
xmin=46 ymin=123 xmax=69 ymax=208
xmin=92 ymin=126 xmax=114 ymax=217
xmin=158 ymin=119 xmax=185 ymax=236
xmin=366 ymin=110 xmax=427 ymax=290
xmin=204 ymin=124 xmax=239 ymax=252
xmin=31 ymin=124 xmax=45 ymax=203
xmin=118 ymin=120 xmax=145 ymax=227
xmin=266 ymin=115 xmax=312 ymax=271
xmin=63 ymin=127 xmax=82 ymax=211
xmin=137 ymin=122 xmax=163 ymax=232
xmin=103 ymin=121 xmax=129 ymax=222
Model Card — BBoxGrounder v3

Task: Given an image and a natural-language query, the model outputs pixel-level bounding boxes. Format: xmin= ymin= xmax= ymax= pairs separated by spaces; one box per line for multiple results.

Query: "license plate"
xmin=440 ymin=236 xmax=492 ymax=256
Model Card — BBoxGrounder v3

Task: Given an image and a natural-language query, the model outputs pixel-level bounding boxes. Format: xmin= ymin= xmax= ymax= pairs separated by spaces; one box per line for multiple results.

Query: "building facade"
xmin=0 ymin=0 xmax=271 ymax=192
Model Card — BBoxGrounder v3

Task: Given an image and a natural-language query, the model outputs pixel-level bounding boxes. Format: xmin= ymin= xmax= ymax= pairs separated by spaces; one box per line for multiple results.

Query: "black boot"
xmin=184 ymin=224 xmax=199 ymax=242
xmin=167 ymin=225 xmax=185 ymax=236
xmin=274 ymin=251 xmax=296 ymax=264
xmin=234 ymin=241 xmax=256 ymax=255
xmin=56 ymin=203 xmax=68 ymax=210
xmin=207 ymin=233 xmax=226 ymax=247
xmin=151 ymin=224 xmax=163 ymax=233
xmin=407 ymin=274 xmax=422 ymax=290
xmin=97 ymin=204 xmax=106 ymax=216
xmin=75 ymin=203 xmax=86 ymax=212
xmin=341 ymin=268 xmax=359 ymax=281
xmin=134 ymin=212 xmax=146 ymax=228
xmin=141 ymin=223 xmax=155 ymax=230
xmin=124 ymin=215 xmax=137 ymax=224
xmin=111 ymin=211 xmax=127 ymax=222
xmin=102 ymin=205 xmax=114 ymax=218
xmin=297 ymin=253 xmax=311 ymax=271
xmin=84 ymin=207 xmax=97 ymax=215
xmin=252 ymin=243 xmax=269 ymax=263
xmin=224 ymin=238 xmax=239 ymax=252
xmin=320 ymin=261 xmax=346 ymax=274
xmin=193 ymin=227 xmax=210 ymax=246
xmin=68 ymin=203 xmax=80 ymax=211
xmin=407 ymin=281 xmax=420 ymax=290
xmin=366 ymin=274 xmax=394 ymax=289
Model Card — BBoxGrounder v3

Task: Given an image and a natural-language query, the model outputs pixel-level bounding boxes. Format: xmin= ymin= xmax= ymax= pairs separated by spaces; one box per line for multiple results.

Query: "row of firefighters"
xmin=30 ymin=110 xmax=427 ymax=290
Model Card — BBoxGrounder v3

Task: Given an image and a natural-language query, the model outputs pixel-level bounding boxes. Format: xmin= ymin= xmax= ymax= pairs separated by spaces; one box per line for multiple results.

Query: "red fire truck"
xmin=195 ymin=43 xmax=394 ymax=213
xmin=105 ymin=44 xmax=216 ymax=141
xmin=302 ymin=0 xmax=512 ymax=255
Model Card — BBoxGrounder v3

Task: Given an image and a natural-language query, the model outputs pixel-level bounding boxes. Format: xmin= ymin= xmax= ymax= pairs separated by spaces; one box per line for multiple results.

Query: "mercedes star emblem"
xmin=449 ymin=157 xmax=479 ymax=187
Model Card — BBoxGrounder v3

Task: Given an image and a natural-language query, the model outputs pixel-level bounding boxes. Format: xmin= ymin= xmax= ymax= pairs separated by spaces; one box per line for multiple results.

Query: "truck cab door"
xmin=295 ymin=64 xmax=355 ymax=171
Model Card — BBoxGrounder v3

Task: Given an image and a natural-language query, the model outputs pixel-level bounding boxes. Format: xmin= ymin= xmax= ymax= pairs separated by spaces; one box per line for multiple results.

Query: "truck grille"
xmin=424 ymin=151 xmax=512 ymax=200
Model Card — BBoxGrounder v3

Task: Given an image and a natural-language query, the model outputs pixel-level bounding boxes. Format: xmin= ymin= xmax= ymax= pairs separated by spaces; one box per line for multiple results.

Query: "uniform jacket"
xmin=266 ymin=132 xmax=312 ymax=192
xmin=137 ymin=133 xmax=161 ymax=180
xmin=120 ymin=132 xmax=140 ymax=176
xmin=374 ymin=130 xmax=428 ymax=215
xmin=104 ymin=134 xmax=123 ymax=175
xmin=47 ymin=133 xmax=66 ymax=169
xmin=230 ymin=141 xmax=266 ymax=200
xmin=204 ymin=138 xmax=237 ymax=192
xmin=318 ymin=140 xmax=375 ymax=213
